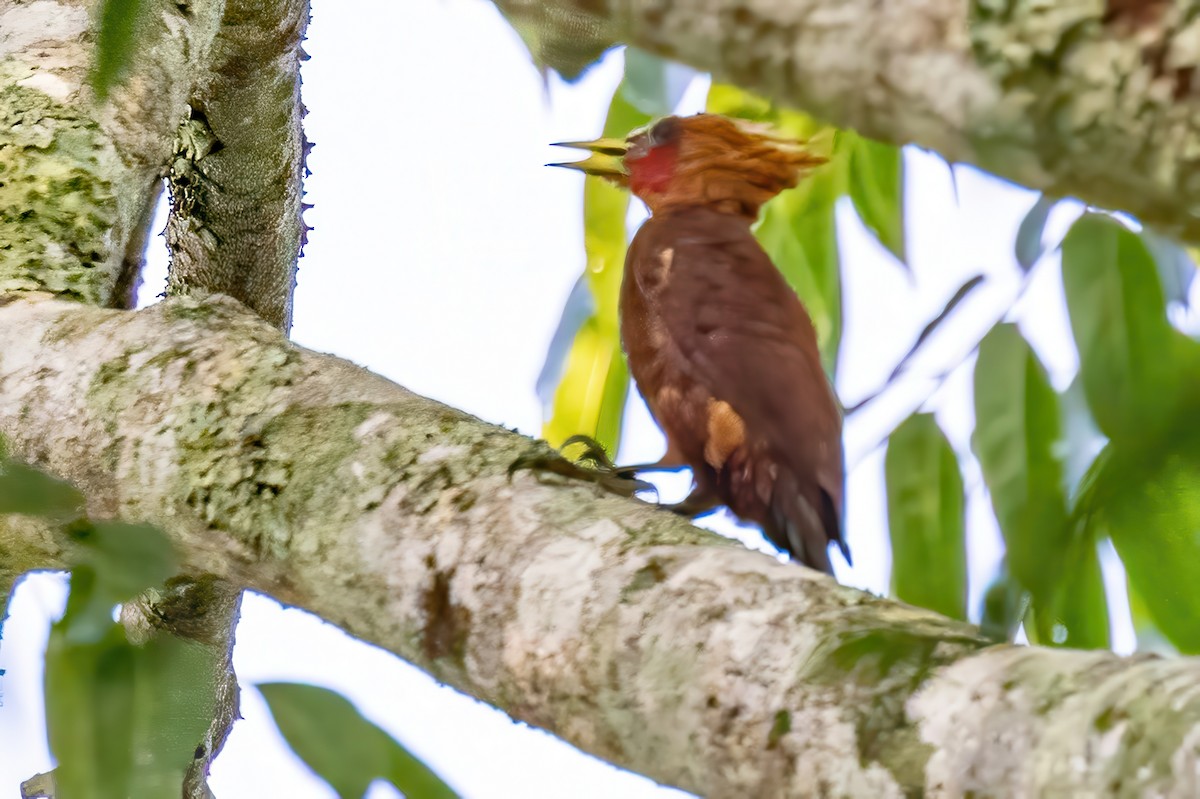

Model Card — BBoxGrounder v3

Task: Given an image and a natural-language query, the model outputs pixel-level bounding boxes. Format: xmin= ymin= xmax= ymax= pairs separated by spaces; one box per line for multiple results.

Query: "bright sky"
xmin=0 ymin=0 xmax=1151 ymax=796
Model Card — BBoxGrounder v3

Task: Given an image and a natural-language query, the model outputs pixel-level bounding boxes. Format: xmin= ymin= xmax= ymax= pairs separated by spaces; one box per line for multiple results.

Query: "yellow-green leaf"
xmin=542 ymin=76 xmax=651 ymax=451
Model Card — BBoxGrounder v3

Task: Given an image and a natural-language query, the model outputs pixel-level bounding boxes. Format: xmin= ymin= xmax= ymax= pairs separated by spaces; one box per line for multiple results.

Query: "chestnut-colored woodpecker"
xmin=551 ymin=113 xmax=848 ymax=574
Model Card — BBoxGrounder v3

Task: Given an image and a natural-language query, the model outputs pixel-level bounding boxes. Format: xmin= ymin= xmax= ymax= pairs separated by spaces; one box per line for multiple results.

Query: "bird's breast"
xmin=620 ymin=226 xmax=728 ymax=470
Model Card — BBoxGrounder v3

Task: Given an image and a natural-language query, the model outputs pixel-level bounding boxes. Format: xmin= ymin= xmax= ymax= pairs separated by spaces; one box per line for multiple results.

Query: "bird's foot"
xmin=508 ymin=435 xmax=655 ymax=498
xmin=658 ymin=487 xmax=720 ymax=519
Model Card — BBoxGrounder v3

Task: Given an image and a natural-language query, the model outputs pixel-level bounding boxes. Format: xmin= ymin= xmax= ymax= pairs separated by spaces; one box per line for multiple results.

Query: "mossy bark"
xmin=3 ymin=293 xmax=1199 ymax=797
xmin=164 ymin=0 xmax=311 ymax=332
xmin=0 ymin=3 xmax=271 ymax=794
xmin=0 ymin=0 xmax=224 ymax=306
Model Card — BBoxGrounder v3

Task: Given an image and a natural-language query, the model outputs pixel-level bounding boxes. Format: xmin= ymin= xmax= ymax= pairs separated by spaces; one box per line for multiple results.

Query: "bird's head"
xmin=550 ymin=113 xmax=826 ymax=218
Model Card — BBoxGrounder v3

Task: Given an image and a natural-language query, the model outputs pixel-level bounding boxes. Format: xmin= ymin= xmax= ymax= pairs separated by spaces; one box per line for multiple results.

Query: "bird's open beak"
xmin=547 ymin=137 xmax=629 ymax=179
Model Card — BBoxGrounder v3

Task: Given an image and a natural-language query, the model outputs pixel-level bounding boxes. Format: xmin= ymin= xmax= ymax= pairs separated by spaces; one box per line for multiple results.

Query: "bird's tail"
xmin=763 ymin=470 xmax=848 ymax=575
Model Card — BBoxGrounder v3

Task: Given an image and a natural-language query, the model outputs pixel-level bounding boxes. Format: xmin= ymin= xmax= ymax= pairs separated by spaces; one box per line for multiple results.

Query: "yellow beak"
xmin=547 ymin=137 xmax=629 ymax=179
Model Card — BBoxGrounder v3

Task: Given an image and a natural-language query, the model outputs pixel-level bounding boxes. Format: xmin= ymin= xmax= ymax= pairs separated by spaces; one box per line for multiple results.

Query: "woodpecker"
xmin=550 ymin=113 xmax=848 ymax=574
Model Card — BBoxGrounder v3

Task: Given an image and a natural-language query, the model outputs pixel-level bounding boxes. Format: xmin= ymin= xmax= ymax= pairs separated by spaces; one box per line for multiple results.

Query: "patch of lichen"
xmin=621 ymin=559 xmax=668 ymax=600
xmin=76 ymin=298 xmax=311 ymax=559
xmin=41 ymin=306 xmax=122 ymax=344
xmin=1093 ymin=694 xmax=1199 ymax=792
xmin=799 ymin=606 xmax=989 ymax=788
xmin=377 ymin=409 xmax=536 ymax=519
xmin=250 ymin=402 xmax=385 ymax=544
xmin=0 ymin=79 xmax=120 ymax=305
xmin=89 ymin=352 xmax=133 ymax=395
xmin=162 ymin=298 xmax=223 ymax=324
xmin=85 ymin=347 xmax=143 ymax=471
xmin=966 ymin=0 xmax=1200 ymax=230
xmin=620 ymin=515 xmax=725 ymax=549
xmin=1016 ymin=655 xmax=1199 ymax=790
xmin=168 ymin=352 xmax=307 ymax=558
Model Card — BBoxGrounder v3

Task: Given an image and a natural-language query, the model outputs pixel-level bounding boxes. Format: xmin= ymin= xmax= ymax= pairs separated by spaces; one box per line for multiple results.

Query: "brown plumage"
xmin=552 ymin=113 xmax=848 ymax=573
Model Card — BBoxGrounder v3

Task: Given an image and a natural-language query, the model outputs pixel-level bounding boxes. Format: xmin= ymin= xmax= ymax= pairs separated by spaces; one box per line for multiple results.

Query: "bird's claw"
xmin=508 ymin=436 xmax=655 ymax=498
xmin=560 ymin=433 xmax=616 ymax=467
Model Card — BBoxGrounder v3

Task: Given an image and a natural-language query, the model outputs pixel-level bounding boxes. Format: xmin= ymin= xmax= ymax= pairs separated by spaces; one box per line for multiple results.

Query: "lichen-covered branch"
xmin=495 ymin=0 xmax=1200 ymax=242
xmin=3 ymin=293 xmax=1199 ymax=797
xmin=0 ymin=0 xmax=225 ymax=307
xmin=165 ymin=0 xmax=311 ymax=331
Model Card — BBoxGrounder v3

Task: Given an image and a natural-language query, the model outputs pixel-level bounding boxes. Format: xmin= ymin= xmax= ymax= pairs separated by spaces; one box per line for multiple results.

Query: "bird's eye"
xmin=647 ymin=117 xmax=680 ymax=147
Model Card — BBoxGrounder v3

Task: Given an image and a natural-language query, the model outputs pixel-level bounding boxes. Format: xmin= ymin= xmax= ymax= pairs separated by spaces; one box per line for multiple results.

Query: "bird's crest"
xmin=662 ymin=114 xmax=826 ymax=216
xmin=550 ymin=113 xmax=827 ymax=217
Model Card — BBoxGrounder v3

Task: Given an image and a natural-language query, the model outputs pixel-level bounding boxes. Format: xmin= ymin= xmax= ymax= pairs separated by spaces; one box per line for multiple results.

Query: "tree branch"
xmin=0 ymin=8 xmax=255 ymax=791
xmin=495 ymin=0 xmax=1200 ymax=241
xmin=3 ymin=293 xmax=1199 ymax=797
xmin=165 ymin=0 xmax=311 ymax=331
xmin=0 ymin=0 xmax=225 ymax=306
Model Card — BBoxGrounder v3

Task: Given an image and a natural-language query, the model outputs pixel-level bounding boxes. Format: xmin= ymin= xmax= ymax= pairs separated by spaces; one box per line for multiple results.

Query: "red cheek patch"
xmin=630 ymin=144 xmax=678 ymax=196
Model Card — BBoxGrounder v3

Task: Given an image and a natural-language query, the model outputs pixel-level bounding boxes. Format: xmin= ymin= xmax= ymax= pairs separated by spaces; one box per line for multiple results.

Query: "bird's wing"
xmin=648 ymin=212 xmax=847 ymax=568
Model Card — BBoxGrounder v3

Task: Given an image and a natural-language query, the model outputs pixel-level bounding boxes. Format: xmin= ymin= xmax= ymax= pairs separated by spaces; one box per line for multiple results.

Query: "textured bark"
xmin=5 ymin=0 xmax=1200 ymax=795
xmin=164 ymin=0 xmax=311 ymax=331
xmin=495 ymin=0 xmax=1200 ymax=242
xmin=3 ymin=293 xmax=1200 ymax=797
xmin=0 ymin=5 xmax=279 ymax=793
xmin=0 ymin=0 xmax=225 ymax=306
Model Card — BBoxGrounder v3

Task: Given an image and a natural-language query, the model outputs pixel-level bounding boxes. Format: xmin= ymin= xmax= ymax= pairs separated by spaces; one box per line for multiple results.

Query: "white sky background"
xmin=0 ymin=0 xmax=1157 ymax=795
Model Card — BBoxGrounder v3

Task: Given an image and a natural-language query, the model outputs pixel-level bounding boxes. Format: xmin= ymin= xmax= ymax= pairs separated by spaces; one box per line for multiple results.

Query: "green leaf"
xmin=91 ymin=0 xmax=147 ymax=101
xmin=46 ymin=625 xmax=217 ymax=799
xmin=1061 ymin=214 xmax=1193 ymax=441
xmin=75 ymin=521 xmax=177 ymax=601
xmin=1030 ymin=533 xmax=1110 ymax=650
xmin=1140 ymin=228 xmax=1198 ymax=309
xmin=847 ymin=133 xmax=906 ymax=264
xmin=972 ymin=323 xmax=1068 ymax=606
xmin=62 ymin=522 xmax=178 ymax=644
xmin=1060 ymin=215 xmax=1200 ymax=652
xmin=46 ymin=514 xmax=203 ymax=798
xmin=754 ymin=177 xmax=843 ymax=375
xmin=1126 ymin=575 xmax=1178 ymax=654
xmin=1098 ymin=443 xmax=1200 ymax=653
xmin=542 ymin=74 xmax=651 ymax=451
xmin=1058 ymin=375 xmax=1107 ymax=504
xmin=0 ymin=459 xmax=84 ymax=519
xmin=978 ymin=561 xmax=1026 ymax=643
xmin=260 ymin=683 xmax=458 ymax=799
xmin=1014 ymin=195 xmax=1056 ymax=271
xmin=884 ymin=413 xmax=967 ymax=619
